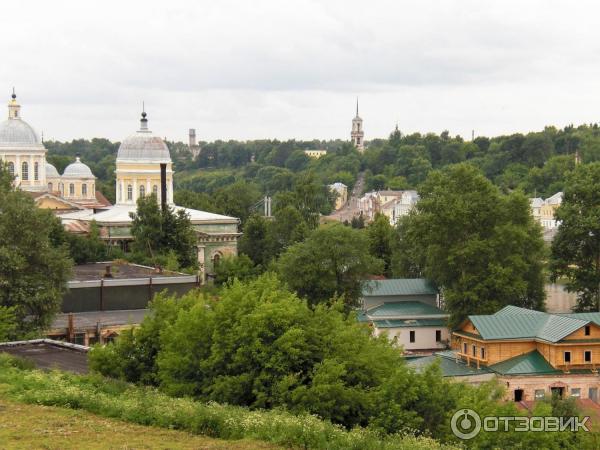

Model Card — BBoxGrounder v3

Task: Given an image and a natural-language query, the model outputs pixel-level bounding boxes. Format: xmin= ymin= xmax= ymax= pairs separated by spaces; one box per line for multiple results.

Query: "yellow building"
xmin=115 ymin=111 xmax=173 ymax=206
xmin=304 ymin=149 xmax=327 ymax=159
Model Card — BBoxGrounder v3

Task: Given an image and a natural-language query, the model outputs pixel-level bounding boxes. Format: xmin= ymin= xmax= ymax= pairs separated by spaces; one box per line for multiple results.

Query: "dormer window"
xmin=585 ymin=325 xmax=591 ymax=336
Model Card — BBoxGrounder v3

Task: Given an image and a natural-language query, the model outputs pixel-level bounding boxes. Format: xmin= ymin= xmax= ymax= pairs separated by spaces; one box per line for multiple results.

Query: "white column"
xmin=29 ymin=155 xmax=34 ymax=185
xmin=168 ymin=177 xmax=174 ymax=204
xmin=119 ymin=180 xmax=124 ymax=204
xmin=133 ymin=179 xmax=137 ymax=205
xmin=146 ymin=178 xmax=150 ymax=197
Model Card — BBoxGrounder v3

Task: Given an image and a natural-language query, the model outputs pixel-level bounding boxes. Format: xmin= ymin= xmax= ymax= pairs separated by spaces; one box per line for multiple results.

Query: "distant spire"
xmin=11 ymin=87 xmax=16 ymax=100
xmin=356 ymin=97 xmax=359 ymax=117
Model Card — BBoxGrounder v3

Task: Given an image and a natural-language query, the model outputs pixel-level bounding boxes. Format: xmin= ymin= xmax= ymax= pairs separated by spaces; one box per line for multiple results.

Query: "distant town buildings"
xmin=351 ymin=99 xmax=364 ymax=152
xmin=359 ymin=278 xmax=449 ymax=354
xmin=304 ymin=149 xmax=327 ymax=159
xmin=530 ymin=192 xmax=563 ymax=241
xmin=358 ymin=190 xmax=419 ymax=224
xmin=329 ymin=182 xmax=348 ymax=210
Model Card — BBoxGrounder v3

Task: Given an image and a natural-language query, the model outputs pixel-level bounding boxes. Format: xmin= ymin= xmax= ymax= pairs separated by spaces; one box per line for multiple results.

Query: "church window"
xmin=69 ymin=183 xmax=75 ymax=196
xmin=213 ymin=253 xmax=221 ymax=267
xmin=140 ymin=185 xmax=145 ymax=197
xmin=48 ymin=182 xmax=53 ymax=191
xmin=82 ymin=184 xmax=87 ymax=196
xmin=34 ymin=162 xmax=39 ymax=180
xmin=127 ymin=185 xmax=133 ymax=200
xmin=21 ymin=162 xmax=28 ymax=180
xmin=7 ymin=162 xmax=14 ymax=176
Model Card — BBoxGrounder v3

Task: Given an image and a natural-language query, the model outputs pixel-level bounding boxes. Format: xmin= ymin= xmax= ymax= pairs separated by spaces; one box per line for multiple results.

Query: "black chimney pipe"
xmin=160 ymin=163 xmax=167 ymax=212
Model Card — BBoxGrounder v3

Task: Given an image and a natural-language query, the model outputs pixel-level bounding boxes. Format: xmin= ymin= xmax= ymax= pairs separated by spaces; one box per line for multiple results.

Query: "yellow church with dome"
xmin=0 ymin=91 xmax=240 ymax=281
xmin=0 ymin=90 xmax=109 ymax=211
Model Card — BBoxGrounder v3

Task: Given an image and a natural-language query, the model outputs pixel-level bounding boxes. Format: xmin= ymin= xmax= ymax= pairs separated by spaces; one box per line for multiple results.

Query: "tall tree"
xmin=366 ymin=213 xmax=395 ymax=276
xmin=0 ymin=164 xmax=72 ymax=336
xmin=277 ymin=223 xmax=383 ymax=307
xmin=399 ymin=164 xmax=546 ymax=326
xmin=130 ymin=194 xmax=197 ymax=269
xmin=551 ymin=163 xmax=600 ymax=310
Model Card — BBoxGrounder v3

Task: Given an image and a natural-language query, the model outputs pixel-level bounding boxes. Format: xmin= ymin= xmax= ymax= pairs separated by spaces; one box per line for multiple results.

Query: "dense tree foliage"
xmin=89 ymin=275 xmax=593 ymax=448
xmin=395 ymin=164 xmax=546 ymax=327
xmin=129 ymin=194 xmax=197 ymax=270
xmin=277 ymin=223 xmax=383 ymax=307
xmin=0 ymin=164 xmax=72 ymax=337
xmin=551 ymin=163 xmax=600 ymax=310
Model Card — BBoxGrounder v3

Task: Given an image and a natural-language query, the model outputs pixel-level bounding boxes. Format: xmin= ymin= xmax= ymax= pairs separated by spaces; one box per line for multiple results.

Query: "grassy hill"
xmin=0 ymin=398 xmax=277 ymax=450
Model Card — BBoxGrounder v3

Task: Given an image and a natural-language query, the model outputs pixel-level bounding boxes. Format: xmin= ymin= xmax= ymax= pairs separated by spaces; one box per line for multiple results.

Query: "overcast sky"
xmin=2 ymin=0 xmax=600 ymax=143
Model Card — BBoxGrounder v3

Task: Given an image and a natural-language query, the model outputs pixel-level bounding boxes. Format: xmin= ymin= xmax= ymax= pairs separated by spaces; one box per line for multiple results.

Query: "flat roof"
xmin=71 ymin=262 xmax=186 ymax=281
xmin=0 ymin=340 xmax=88 ymax=374
xmin=52 ymin=309 xmax=149 ymax=330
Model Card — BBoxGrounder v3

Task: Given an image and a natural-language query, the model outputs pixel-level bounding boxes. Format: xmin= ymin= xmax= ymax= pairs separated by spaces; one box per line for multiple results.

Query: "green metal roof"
xmin=408 ymin=351 xmax=492 ymax=377
xmin=373 ymin=318 xmax=447 ymax=328
xmin=362 ymin=279 xmax=438 ymax=297
xmin=488 ymin=350 xmax=559 ymax=375
xmin=467 ymin=305 xmax=590 ymax=343
xmin=560 ymin=312 xmax=600 ymax=327
xmin=367 ymin=301 xmax=447 ymax=318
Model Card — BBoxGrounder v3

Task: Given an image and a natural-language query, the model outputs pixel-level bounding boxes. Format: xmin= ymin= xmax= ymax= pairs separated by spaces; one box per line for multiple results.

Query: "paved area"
xmin=72 ymin=262 xmax=184 ymax=281
xmin=325 ymin=172 xmax=365 ymax=223
xmin=1 ymin=341 xmax=89 ymax=374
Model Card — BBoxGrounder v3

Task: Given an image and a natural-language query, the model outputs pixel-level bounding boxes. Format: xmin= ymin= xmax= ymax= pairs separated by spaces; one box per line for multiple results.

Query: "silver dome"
xmin=0 ymin=119 xmax=41 ymax=146
xmin=116 ymin=113 xmax=171 ymax=162
xmin=117 ymin=133 xmax=171 ymax=162
xmin=63 ymin=157 xmax=95 ymax=178
xmin=46 ymin=162 xmax=60 ymax=178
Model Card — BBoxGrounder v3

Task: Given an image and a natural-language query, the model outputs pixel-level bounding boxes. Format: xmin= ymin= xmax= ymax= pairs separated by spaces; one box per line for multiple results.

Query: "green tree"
xmin=277 ymin=223 xmax=383 ymax=307
xmin=238 ymin=214 xmax=271 ymax=267
xmin=0 ymin=166 xmax=72 ymax=335
xmin=130 ymin=194 xmax=197 ymax=269
xmin=551 ymin=163 xmax=600 ymax=310
xmin=366 ymin=213 xmax=395 ymax=276
xmin=400 ymin=164 xmax=546 ymax=326
xmin=214 ymin=254 xmax=259 ymax=285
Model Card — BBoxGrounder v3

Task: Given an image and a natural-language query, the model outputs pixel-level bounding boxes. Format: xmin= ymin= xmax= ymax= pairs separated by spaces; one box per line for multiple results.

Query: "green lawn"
xmin=0 ymin=397 xmax=279 ymax=450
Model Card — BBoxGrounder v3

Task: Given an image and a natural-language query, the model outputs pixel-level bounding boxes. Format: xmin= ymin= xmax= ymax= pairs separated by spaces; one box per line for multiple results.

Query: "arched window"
xmin=91 ymin=183 xmax=95 ymax=193
xmin=69 ymin=183 xmax=75 ymax=196
xmin=140 ymin=185 xmax=145 ymax=197
xmin=21 ymin=162 xmax=28 ymax=181
xmin=34 ymin=162 xmax=39 ymax=181
xmin=153 ymin=185 xmax=158 ymax=197
xmin=127 ymin=185 xmax=133 ymax=200
xmin=82 ymin=183 xmax=87 ymax=196
xmin=48 ymin=182 xmax=53 ymax=191
xmin=212 ymin=252 xmax=222 ymax=267
xmin=7 ymin=162 xmax=14 ymax=177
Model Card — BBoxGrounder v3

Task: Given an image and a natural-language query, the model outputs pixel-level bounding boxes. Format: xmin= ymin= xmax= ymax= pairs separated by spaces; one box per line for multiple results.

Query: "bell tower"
xmin=351 ymin=98 xmax=364 ymax=152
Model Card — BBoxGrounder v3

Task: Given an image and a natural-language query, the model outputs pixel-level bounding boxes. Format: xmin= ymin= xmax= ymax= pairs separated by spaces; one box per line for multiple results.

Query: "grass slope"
xmin=0 ymin=398 xmax=278 ymax=450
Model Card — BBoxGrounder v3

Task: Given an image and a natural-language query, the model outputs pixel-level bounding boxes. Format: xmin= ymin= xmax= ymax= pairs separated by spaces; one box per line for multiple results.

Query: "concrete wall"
xmin=375 ymin=326 xmax=449 ymax=351
xmin=498 ymin=374 xmax=600 ymax=402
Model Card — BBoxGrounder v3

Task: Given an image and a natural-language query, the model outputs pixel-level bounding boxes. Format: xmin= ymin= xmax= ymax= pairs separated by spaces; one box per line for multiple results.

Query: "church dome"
xmin=0 ymin=118 xmax=41 ymax=146
xmin=116 ymin=111 xmax=171 ymax=162
xmin=63 ymin=156 xmax=95 ymax=178
xmin=46 ymin=162 xmax=60 ymax=178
